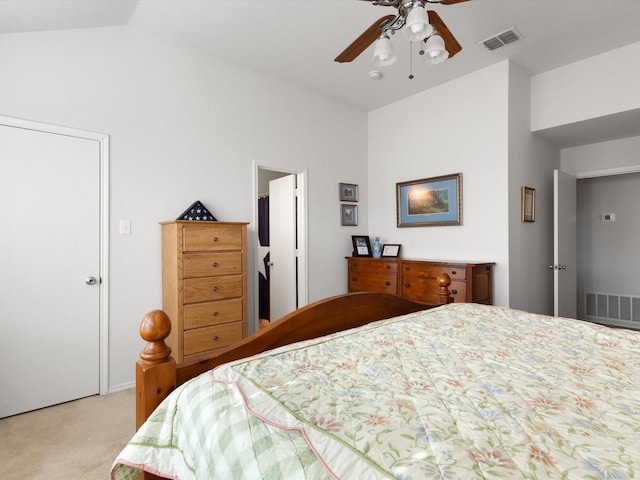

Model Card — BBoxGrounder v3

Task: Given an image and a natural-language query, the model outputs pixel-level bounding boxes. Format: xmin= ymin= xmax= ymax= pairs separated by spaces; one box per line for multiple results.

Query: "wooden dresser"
xmin=347 ymin=257 xmax=494 ymax=305
xmin=162 ymin=221 xmax=248 ymax=363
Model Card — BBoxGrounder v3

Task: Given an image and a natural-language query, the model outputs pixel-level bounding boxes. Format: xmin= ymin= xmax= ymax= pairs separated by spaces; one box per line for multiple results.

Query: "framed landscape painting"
xmin=396 ymin=173 xmax=462 ymax=227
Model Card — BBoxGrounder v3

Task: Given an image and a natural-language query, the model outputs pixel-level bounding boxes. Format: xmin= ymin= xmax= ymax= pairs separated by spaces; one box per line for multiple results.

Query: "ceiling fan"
xmin=335 ymin=0 xmax=469 ymax=67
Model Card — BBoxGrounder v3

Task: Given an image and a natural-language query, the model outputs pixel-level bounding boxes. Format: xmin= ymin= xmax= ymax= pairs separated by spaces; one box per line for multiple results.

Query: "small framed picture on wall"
xmin=521 ymin=186 xmax=535 ymax=222
xmin=339 ymin=183 xmax=359 ymax=202
xmin=341 ymin=204 xmax=358 ymax=226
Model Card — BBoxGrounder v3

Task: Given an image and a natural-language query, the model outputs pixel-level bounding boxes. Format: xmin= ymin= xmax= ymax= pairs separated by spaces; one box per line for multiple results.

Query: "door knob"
xmin=85 ymin=276 xmax=97 ymax=285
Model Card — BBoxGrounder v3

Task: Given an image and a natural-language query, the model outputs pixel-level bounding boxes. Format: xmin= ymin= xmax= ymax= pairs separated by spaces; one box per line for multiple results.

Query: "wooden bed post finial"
xmin=140 ymin=310 xmax=171 ymax=363
xmin=436 ymin=273 xmax=454 ymax=304
xmin=137 ymin=309 xmax=176 ymax=431
xmin=139 ymin=309 xmax=172 ymax=363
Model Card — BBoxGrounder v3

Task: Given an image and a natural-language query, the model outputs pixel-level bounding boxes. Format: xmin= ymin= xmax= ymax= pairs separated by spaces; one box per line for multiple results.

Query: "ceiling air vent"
xmin=480 ymin=27 xmax=522 ymax=51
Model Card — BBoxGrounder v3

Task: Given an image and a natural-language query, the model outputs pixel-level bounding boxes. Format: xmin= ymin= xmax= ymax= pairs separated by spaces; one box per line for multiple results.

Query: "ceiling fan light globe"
xmin=373 ymin=36 xmax=397 ymax=67
xmin=404 ymin=5 xmax=433 ymax=41
xmin=424 ymin=34 xmax=449 ymax=64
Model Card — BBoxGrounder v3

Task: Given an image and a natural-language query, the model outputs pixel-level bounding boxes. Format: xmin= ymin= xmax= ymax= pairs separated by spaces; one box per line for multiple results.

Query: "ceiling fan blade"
xmin=335 ymin=14 xmax=396 ymax=63
xmin=427 ymin=10 xmax=462 ymax=58
xmin=439 ymin=0 xmax=470 ymax=5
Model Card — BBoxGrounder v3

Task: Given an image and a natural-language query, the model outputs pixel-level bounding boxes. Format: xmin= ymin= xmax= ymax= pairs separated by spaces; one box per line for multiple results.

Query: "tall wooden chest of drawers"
xmin=162 ymin=221 xmax=248 ymax=363
xmin=347 ymin=257 xmax=494 ymax=305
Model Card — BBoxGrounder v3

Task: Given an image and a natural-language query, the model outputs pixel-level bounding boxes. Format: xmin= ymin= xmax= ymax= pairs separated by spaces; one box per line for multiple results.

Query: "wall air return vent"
xmin=480 ymin=27 xmax=522 ymax=51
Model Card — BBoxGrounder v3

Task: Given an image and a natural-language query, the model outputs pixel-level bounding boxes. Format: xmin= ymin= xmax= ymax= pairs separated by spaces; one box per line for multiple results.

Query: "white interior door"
xmin=0 ymin=123 xmax=101 ymax=418
xmin=553 ymin=169 xmax=577 ymax=318
xmin=269 ymin=174 xmax=297 ymax=321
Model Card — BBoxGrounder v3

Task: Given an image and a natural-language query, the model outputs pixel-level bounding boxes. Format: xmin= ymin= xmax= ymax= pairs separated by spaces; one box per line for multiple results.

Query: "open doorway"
xmin=577 ymin=172 xmax=640 ymax=329
xmin=254 ymin=164 xmax=308 ymax=330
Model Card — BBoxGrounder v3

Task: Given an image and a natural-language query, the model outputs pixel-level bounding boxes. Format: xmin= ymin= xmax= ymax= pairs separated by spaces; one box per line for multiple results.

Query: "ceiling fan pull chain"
xmin=408 ymin=41 xmax=414 ymax=79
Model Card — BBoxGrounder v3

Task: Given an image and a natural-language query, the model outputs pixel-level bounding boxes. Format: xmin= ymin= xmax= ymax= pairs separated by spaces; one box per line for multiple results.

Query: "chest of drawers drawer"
xmin=183 ymin=225 xmax=243 ymax=251
xmin=349 ymin=258 xmax=398 ymax=274
xmin=401 ymin=275 xmax=466 ymax=304
xmin=401 ymin=262 xmax=466 ymax=281
xmin=183 ymin=275 xmax=243 ymax=304
xmin=183 ymin=252 xmax=242 ymax=278
xmin=349 ymin=272 xmax=397 ymax=295
xmin=184 ymin=298 xmax=243 ymax=329
xmin=183 ymin=321 xmax=243 ymax=357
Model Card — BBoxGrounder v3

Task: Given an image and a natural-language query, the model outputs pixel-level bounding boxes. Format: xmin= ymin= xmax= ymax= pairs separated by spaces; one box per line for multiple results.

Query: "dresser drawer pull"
xmin=212 ymin=311 xmax=220 ymax=316
xmin=451 ymin=289 xmax=458 ymax=295
xmin=213 ymin=335 xmax=220 ymax=341
xmin=404 ymin=283 xmax=410 ymax=288
xmin=213 ymin=262 xmax=219 ymax=267
xmin=385 ymin=281 xmax=391 ymax=286
xmin=451 ymin=270 xmax=457 ymax=275
xmin=213 ymin=236 xmax=220 ymax=242
xmin=213 ymin=286 xmax=219 ymax=292
xmin=351 ymin=277 xmax=357 ymax=282
xmin=386 ymin=265 xmax=390 ymax=269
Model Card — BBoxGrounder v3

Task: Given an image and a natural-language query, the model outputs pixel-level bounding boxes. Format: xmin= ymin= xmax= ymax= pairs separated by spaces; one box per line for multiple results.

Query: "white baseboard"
xmin=107 ymin=382 xmax=135 ymax=394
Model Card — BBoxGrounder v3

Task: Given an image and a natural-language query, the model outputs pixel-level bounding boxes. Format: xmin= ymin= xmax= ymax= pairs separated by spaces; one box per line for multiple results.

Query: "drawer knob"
xmin=213 ymin=335 xmax=219 ymax=341
xmin=213 ymin=311 xmax=219 ymax=316
xmin=213 ymin=286 xmax=219 ymax=292
xmin=213 ymin=262 xmax=219 ymax=267
xmin=404 ymin=283 xmax=410 ymax=288
xmin=386 ymin=265 xmax=390 ymax=269
xmin=451 ymin=271 xmax=457 ymax=275
xmin=351 ymin=277 xmax=357 ymax=282
xmin=385 ymin=281 xmax=390 ymax=286
xmin=451 ymin=289 xmax=458 ymax=295
xmin=213 ymin=236 xmax=220 ymax=242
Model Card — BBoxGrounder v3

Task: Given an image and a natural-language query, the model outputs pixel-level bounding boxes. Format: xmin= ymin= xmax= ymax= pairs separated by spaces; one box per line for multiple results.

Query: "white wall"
xmin=561 ymin=135 xmax=640 ymax=176
xmin=508 ymin=62 xmax=560 ymax=315
xmin=531 ymin=41 xmax=640 ymax=131
xmin=368 ymin=62 xmax=511 ymax=306
xmin=0 ymin=26 xmax=367 ymax=391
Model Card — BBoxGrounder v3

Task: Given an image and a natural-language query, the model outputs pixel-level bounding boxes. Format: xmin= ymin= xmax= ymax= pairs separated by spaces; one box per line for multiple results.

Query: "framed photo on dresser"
xmin=351 ymin=235 xmax=372 ymax=257
xmin=381 ymin=244 xmax=401 ymax=257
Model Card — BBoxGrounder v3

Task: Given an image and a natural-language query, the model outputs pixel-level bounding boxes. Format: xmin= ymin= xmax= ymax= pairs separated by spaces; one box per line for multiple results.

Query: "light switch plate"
xmin=119 ymin=219 xmax=131 ymax=235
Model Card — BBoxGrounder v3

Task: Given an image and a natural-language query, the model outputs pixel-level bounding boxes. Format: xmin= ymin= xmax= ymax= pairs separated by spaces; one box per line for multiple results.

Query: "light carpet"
xmin=0 ymin=389 xmax=135 ymax=480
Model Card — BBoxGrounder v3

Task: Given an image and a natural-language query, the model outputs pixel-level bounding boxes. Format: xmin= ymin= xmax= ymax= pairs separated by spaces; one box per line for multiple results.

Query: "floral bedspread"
xmin=112 ymin=303 xmax=640 ymax=479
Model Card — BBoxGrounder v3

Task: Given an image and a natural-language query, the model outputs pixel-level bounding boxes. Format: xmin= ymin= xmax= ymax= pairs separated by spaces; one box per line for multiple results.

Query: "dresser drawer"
xmin=349 ymin=258 xmax=398 ymax=274
xmin=183 ymin=252 xmax=242 ymax=278
xmin=183 ymin=275 xmax=243 ymax=303
xmin=184 ymin=298 xmax=243 ymax=329
xmin=183 ymin=225 xmax=243 ymax=252
xmin=401 ymin=262 xmax=467 ymax=281
xmin=349 ymin=273 xmax=397 ymax=295
xmin=402 ymin=276 xmax=466 ymax=304
xmin=183 ymin=321 xmax=243 ymax=356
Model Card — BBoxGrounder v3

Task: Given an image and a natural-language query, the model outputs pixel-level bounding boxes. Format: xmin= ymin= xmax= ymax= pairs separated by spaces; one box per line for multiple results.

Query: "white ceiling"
xmin=2 ymin=0 xmax=640 ymax=146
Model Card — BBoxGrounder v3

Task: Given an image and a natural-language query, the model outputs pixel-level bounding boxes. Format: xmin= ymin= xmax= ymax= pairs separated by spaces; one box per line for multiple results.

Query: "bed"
xmin=111 ymin=274 xmax=640 ymax=480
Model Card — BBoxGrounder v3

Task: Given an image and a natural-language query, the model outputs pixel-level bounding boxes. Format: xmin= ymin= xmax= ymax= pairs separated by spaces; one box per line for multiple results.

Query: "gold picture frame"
xmin=521 ymin=186 xmax=535 ymax=222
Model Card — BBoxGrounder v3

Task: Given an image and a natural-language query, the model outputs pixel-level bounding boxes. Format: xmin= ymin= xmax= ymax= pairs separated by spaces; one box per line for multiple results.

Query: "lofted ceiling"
xmin=2 ymin=0 xmax=640 ymax=147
